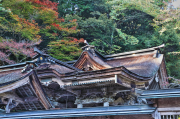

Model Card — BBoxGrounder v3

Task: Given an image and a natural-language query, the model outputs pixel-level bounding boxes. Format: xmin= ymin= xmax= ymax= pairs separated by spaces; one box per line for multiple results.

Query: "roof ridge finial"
xmin=81 ymin=40 xmax=95 ymax=51
xmin=84 ymin=40 xmax=89 ymax=45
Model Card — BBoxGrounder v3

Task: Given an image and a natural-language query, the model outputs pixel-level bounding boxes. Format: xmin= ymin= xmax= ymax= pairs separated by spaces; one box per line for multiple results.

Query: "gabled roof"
xmin=73 ymin=49 xmax=112 ymax=70
xmin=0 ymin=61 xmax=34 ymax=87
xmin=0 ymin=69 xmax=53 ymax=112
xmin=104 ymin=44 xmax=165 ymax=77
xmin=73 ymin=44 xmax=165 ymax=78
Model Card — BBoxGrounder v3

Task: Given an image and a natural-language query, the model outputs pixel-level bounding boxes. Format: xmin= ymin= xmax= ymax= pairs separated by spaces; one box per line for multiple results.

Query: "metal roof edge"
xmin=0 ymin=60 xmax=37 ymax=69
xmin=65 ymin=60 xmax=77 ymax=64
xmin=139 ymin=88 xmax=180 ymax=99
xmin=0 ymin=105 xmax=155 ymax=119
xmin=0 ymin=62 xmax=26 ymax=69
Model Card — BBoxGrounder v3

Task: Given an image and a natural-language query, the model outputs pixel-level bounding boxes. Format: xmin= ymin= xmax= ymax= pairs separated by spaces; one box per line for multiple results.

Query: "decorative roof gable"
xmin=73 ymin=45 xmax=111 ymax=71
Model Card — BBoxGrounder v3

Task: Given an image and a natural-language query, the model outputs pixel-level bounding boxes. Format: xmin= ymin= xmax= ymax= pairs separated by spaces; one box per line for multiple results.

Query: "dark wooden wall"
xmin=158 ymin=97 xmax=180 ymax=108
xmin=46 ymin=114 xmax=154 ymax=119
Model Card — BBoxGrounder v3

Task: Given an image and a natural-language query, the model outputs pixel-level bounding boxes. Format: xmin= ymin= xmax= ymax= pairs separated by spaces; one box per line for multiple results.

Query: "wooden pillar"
xmin=152 ymin=109 xmax=161 ymax=119
xmin=103 ymin=102 xmax=109 ymax=107
xmin=77 ymin=104 xmax=83 ymax=108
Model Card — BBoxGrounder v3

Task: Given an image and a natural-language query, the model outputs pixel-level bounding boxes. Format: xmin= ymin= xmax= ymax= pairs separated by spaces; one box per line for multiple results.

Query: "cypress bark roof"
xmin=50 ymin=64 xmax=74 ymax=74
xmin=73 ymin=44 xmax=164 ymax=78
xmin=106 ymin=52 xmax=163 ymax=77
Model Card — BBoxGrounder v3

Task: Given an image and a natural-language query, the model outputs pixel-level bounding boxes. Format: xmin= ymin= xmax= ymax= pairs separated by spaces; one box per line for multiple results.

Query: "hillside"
xmin=0 ymin=0 xmax=180 ymax=78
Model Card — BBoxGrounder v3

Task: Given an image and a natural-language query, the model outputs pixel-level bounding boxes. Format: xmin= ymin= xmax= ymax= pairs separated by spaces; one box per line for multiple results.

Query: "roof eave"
xmin=61 ymin=66 xmax=153 ymax=81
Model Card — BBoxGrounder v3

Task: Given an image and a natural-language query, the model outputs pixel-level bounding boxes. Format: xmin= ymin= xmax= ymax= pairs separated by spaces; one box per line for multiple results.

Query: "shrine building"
xmin=0 ymin=44 xmax=180 ymax=119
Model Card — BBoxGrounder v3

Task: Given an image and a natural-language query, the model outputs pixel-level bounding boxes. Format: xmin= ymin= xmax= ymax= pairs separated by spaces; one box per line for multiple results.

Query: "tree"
xmin=0 ymin=0 xmax=83 ymax=64
xmin=48 ymin=37 xmax=84 ymax=61
xmin=0 ymin=39 xmax=37 ymax=64
xmin=107 ymin=0 xmax=180 ymax=78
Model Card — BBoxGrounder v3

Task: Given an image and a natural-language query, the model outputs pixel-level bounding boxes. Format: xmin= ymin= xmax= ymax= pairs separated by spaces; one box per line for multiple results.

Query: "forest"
xmin=0 ymin=0 xmax=180 ymax=78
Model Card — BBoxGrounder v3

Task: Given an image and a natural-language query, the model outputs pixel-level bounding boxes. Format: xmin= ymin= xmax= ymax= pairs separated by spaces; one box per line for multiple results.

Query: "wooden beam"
xmin=160 ymin=112 xmax=180 ymax=115
xmin=23 ymin=96 xmax=38 ymax=102
xmin=158 ymin=107 xmax=180 ymax=111
xmin=29 ymin=70 xmax=52 ymax=110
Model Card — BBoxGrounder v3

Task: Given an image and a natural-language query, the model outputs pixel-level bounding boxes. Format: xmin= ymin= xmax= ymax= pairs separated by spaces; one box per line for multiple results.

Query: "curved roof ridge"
xmin=105 ymin=44 xmax=164 ymax=58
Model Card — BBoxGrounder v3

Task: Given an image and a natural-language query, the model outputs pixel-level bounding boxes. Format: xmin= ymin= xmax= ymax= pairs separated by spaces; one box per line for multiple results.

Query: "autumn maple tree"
xmin=0 ymin=0 xmax=84 ymax=65
xmin=0 ymin=39 xmax=38 ymax=65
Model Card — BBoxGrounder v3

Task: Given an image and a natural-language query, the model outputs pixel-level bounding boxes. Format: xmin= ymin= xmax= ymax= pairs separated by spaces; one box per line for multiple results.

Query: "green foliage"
xmin=153 ymin=0 xmax=169 ymax=7
xmin=65 ymin=13 xmax=115 ymax=54
xmin=0 ymin=0 xmax=83 ymax=64
xmin=54 ymin=0 xmax=109 ymax=18
xmin=1 ymin=0 xmax=180 ymax=79
xmin=1 ymin=0 xmax=35 ymax=19
xmin=108 ymin=0 xmax=160 ymax=19
xmin=48 ymin=38 xmax=84 ymax=61
xmin=116 ymin=28 xmax=138 ymax=45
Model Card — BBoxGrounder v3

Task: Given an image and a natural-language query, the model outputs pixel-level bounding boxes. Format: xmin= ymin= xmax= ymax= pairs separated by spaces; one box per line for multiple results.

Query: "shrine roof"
xmin=73 ymin=49 xmax=112 ymax=70
xmin=106 ymin=52 xmax=163 ymax=77
xmin=0 ymin=44 xmax=165 ymax=85
xmin=50 ymin=64 xmax=74 ymax=74
xmin=0 ymin=63 xmax=74 ymax=86
xmin=0 ymin=62 xmax=32 ymax=86
xmin=0 ymin=71 xmax=30 ymax=94
xmin=72 ymin=44 xmax=165 ymax=78
xmin=104 ymin=45 xmax=164 ymax=77
xmin=0 ymin=69 xmax=25 ymax=84
xmin=65 ymin=44 xmax=164 ymax=64
xmin=0 ymin=62 xmax=26 ymax=69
